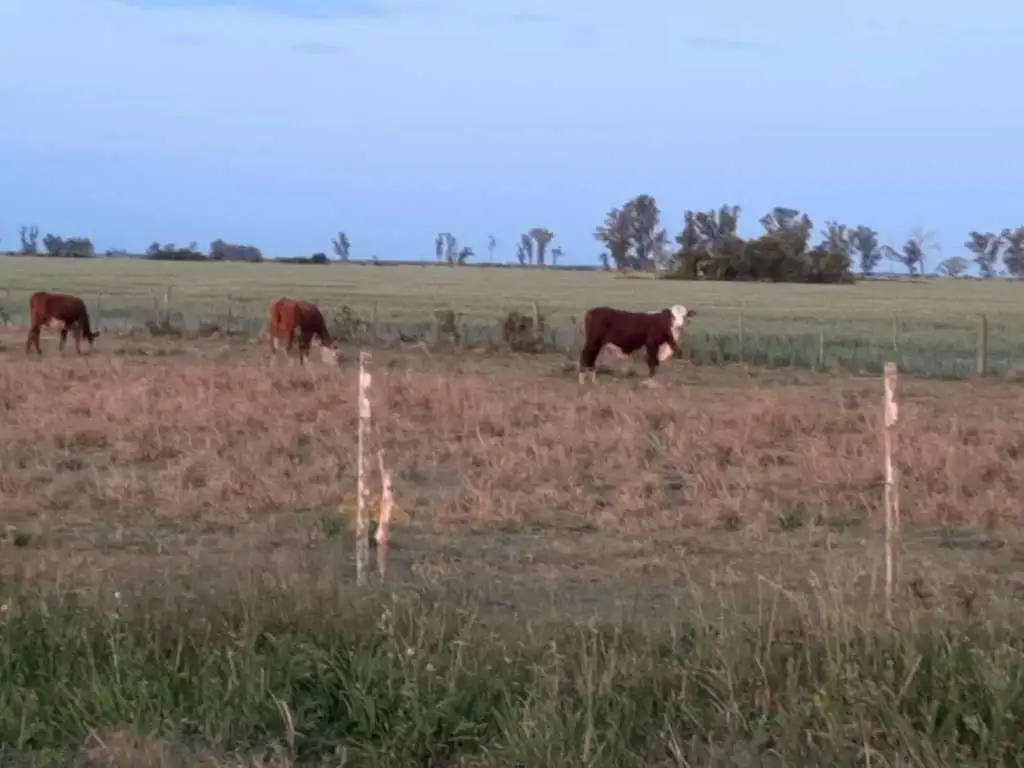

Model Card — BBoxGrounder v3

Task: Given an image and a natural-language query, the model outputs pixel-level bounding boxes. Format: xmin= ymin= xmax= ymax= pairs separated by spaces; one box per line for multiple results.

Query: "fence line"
xmin=0 ymin=285 xmax=1016 ymax=378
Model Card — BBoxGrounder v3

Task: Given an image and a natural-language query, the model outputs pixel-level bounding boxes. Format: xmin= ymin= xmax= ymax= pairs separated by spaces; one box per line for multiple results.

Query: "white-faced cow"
xmin=26 ymin=291 xmax=100 ymax=356
xmin=578 ymin=304 xmax=696 ymax=384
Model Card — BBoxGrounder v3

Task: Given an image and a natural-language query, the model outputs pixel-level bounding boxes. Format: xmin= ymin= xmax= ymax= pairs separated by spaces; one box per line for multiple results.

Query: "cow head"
xmin=668 ymin=305 xmax=696 ymax=339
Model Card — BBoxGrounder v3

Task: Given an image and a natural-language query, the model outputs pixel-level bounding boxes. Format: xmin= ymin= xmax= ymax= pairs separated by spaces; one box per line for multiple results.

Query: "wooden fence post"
xmin=882 ymin=361 xmax=900 ymax=622
xmin=355 ymin=350 xmax=371 ymax=586
xmin=376 ymin=450 xmax=393 ymax=582
xmin=976 ymin=314 xmax=988 ymax=376
xmin=891 ymin=313 xmax=900 ymax=352
xmin=95 ymin=293 xmax=103 ymax=331
xmin=817 ymin=326 xmax=826 ymax=371
xmin=738 ymin=312 xmax=745 ymax=364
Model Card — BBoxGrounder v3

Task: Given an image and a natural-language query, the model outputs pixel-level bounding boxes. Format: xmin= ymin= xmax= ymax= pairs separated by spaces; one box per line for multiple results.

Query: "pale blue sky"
xmin=0 ymin=0 xmax=1021 ymax=266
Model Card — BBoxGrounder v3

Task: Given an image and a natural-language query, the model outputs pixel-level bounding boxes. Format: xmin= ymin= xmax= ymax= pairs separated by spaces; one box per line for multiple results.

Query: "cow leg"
xmin=26 ymin=325 xmax=43 ymax=356
xmin=578 ymin=342 xmax=603 ymax=384
xmin=71 ymin=326 xmax=83 ymax=354
xmin=58 ymin=327 xmax=69 ymax=353
xmin=644 ymin=341 xmax=662 ymax=378
xmin=298 ymin=330 xmax=313 ymax=365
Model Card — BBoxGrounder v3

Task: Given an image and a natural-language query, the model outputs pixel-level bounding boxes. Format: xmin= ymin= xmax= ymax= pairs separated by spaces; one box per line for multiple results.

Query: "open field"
xmin=2 ymin=258 xmax=1023 ymax=376
xmin=2 ymin=329 xmax=1024 ymax=764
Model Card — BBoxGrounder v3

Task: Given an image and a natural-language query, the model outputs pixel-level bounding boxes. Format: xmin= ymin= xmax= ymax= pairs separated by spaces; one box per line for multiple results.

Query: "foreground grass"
xmin=2 ymin=579 xmax=1024 ymax=766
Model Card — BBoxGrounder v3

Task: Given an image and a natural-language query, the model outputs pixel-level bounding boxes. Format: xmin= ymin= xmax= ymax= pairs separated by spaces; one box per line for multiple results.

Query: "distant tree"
xmin=820 ymin=222 xmax=853 ymax=260
xmin=516 ymin=233 xmax=533 ymax=265
xmin=598 ymin=252 xmax=611 ymax=270
xmin=621 ymin=195 xmax=667 ymax=272
xmin=528 ymin=228 xmax=555 ymax=266
xmin=104 ymin=248 xmax=129 ymax=258
xmin=1000 ymin=227 xmax=1024 ymax=277
xmin=457 ymin=246 xmax=473 ymax=265
xmin=936 ymin=256 xmax=970 ymax=277
xmin=675 ymin=206 xmax=741 ymax=274
xmin=41 ymin=234 xmax=95 ymax=258
xmin=897 ymin=239 xmax=924 ymax=275
xmin=19 ymin=225 xmax=39 ymax=255
xmin=311 ymin=252 xmax=329 ymax=264
xmin=550 ymin=246 xmax=564 ymax=266
xmin=146 ymin=242 xmax=207 ymax=261
xmin=665 ymin=204 xmax=851 ymax=284
xmin=487 ymin=234 xmax=497 ymax=262
xmin=594 ymin=208 xmax=632 ymax=271
xmin=434 ymin=233 xmax=445 ymax=263
xmin=850 ymin=226 xmax=882 ymax=275
xmin=759 ymin=206 xmax=813 ymax=256
xmin=332 ymin=231 xmax=351 ymax=261
xmin=210 ymin=239 xmax=262 ymax=262
xmin=443 ymin=233 xmax=458 ymax=265
xmin=964 ymin=231 xmax=1002 ymax=278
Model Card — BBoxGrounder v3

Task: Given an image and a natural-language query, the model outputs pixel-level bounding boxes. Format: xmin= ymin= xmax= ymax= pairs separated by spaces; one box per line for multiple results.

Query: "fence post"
xmin=95 ymin=293 xmax=103 ymax=331
xmin=376 ymin=450 xmax=393 ymax=582
xmin=738 ymin=312 xmax=745 ymax=364
xmin=891 ymin=313 xmax=899 ymax=352
xmin=976 ymin=314 xmax=988 ymax=376
xmin=355 ymin=350 xmax=371 ymax=586
xmin=162 ymin=286 xmax=172 ymax=324
xmin=370 ymin=302 xmax=378 ymax=345
xmin=882 ymin=361 xmax=900 ymax=622
xmin=817 ymin=326 xmax=826 ymax=371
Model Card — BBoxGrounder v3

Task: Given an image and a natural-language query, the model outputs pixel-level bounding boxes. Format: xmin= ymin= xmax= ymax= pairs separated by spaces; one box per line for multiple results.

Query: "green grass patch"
xmin=2 ymin=581 xmax=1024 ymax=764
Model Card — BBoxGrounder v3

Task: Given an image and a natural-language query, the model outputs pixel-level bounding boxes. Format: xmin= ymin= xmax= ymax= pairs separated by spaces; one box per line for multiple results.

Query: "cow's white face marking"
xmin=669 ymin=305 xmax=690 ymax=341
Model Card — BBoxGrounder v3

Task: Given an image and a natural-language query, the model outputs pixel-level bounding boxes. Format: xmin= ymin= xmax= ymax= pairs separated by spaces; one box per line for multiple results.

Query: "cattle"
xmin=25 ymin=291 xmax=99 ymax=356
xmin=267 ymin=297 xmax=339 ymax=365
xmin=578 ymin=304 xmax=696 ymax=384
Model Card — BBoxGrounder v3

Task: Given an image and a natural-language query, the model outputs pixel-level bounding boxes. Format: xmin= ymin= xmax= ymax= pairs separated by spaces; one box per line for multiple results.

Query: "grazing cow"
xmin=25 ymin=291 xmax=99 ymax=356
xmin=267 ymin=297 xmax=339 ymax=365
xmin=578 ymin=304 xmax=696 ymax=384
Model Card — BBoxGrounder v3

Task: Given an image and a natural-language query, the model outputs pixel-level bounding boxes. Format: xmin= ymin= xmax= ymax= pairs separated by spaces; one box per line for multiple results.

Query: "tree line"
xmin=593 ymin=196 xmax=1024 ymax=282
xmin=4 ymin=201 xmax=1023 ymax=281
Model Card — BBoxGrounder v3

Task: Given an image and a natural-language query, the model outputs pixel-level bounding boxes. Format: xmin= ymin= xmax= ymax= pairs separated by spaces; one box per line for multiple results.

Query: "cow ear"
xmin=687 ymin=309 xmax=697 ymax=317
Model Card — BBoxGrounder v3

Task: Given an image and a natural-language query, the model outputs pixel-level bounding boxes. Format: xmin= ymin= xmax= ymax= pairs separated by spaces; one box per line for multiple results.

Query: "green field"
xmin=2 ymin=258 xmax=1022 ymax=376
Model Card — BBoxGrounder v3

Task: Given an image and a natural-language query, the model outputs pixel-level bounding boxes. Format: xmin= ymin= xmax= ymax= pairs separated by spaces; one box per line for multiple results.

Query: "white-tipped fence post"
xmin=356 ymin=350 xmax=372 ymax=586
xmin=376 ymin=450 xmax=393 ymax=582
xmin=882 ymin=361 xmax=900 ymax=621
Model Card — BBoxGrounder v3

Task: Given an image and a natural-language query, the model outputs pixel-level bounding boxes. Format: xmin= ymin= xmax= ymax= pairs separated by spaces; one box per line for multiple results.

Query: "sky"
xmin=0 ymin=0 xmax=1022 ymax=267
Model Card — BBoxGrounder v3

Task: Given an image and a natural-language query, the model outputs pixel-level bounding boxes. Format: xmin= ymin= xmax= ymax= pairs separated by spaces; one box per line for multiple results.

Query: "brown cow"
xmin=268 ymin=297 xmax=339 ymax=365
xmin=26 ymin=291 xmax=99 ymax=356
xmin=578 ymin=304 xmax=696 ymax=384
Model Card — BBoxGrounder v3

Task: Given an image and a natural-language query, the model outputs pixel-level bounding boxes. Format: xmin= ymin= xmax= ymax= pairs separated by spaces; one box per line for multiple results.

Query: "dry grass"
xmin=2 ymin=331 xmax=1023 ymax=611
xmin=5 ymin=332 xmax=1024 ymax=763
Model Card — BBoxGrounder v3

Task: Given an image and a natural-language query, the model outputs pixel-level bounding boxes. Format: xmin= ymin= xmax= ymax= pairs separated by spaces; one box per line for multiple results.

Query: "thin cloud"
xmin=290 ymin=41 xmax=348 ymax=54
xmin=113 ymin=0 xmax=390 ymax=20
xmin=507 ymin=12 xmax=552 ymax=24
xmin=166 ymin=33 xmax=207 ymax=46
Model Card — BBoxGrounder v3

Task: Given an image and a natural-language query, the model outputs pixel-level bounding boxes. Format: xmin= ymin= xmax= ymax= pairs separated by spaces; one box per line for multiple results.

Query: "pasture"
xmin=2 ymin=258 xmax=1023 ymax=376
xmin=2 ymin=260 xmax=1024 ymax=764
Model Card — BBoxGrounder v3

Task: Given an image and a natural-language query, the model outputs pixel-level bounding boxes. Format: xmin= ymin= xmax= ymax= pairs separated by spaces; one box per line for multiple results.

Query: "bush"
xmin=665 ymin=235 xmax=854 ymax=284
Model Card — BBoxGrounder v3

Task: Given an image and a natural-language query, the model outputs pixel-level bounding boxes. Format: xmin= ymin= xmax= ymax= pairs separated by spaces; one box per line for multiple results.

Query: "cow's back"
xmin=30 ymin=292 xmax=86 ymax=324
xmin=586 ymin=306 xmax=657 ymax=353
